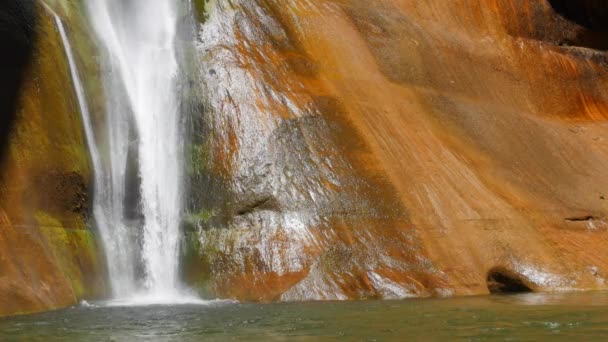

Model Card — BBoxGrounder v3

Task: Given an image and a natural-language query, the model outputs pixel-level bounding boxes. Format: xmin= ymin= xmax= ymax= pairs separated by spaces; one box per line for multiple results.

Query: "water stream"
xmin=54 ymin=0 xmax=195 ymax=303
xmin=86 ymin=0 xmax=190 ymax=302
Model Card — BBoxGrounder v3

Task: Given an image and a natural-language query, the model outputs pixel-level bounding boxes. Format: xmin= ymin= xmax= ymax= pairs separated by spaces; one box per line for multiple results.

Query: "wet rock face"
xmin=0 ymin=4 xmax=106 ymax=317
xmin=187 ymin=0 xmax=608 ymax=301
xmin=186 ymin=0 xmax=440 ymax=300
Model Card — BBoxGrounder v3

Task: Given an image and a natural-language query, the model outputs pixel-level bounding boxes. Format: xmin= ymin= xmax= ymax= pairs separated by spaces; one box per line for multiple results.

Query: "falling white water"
xmin=49 ymin=7 xmax=137 ymax=297
xmin=71 ymin=0 xmax=194 ymax=302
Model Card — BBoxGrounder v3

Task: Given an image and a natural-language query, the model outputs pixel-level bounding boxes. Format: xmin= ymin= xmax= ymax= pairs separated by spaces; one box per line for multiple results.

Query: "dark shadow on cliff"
xmin=487 ymin=268 xmax=533 ymax=294
xmin=0 ymin=0 xmax=37 ymax=159
xmin=548 ymin=0 xmax=608 ymax=50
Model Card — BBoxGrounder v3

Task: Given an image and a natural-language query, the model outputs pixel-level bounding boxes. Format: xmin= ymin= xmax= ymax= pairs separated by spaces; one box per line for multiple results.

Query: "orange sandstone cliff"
xmin=0 ymin=3 xmax=106 ymax=317
xmin=2 ymin=0 xmax=608 ymax=317
xmin=184 ymin=0 xmax=608 ymax=300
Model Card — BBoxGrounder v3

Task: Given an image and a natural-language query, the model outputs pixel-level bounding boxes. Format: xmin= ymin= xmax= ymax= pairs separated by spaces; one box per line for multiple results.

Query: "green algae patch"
xmin=34 ymin=212 xmax=63 ymax=228
xmin=181 ymin=230 xmax=215 ymax=298
xmin=187 ymin=142 xmax=212 ymax=176
xmin=184 ymin=208 xmax=216 ymax=231
xmin=37 ymin=211 xmax=106 ymax=301
xmin=192 ymin=0 xmax=213 ymax=23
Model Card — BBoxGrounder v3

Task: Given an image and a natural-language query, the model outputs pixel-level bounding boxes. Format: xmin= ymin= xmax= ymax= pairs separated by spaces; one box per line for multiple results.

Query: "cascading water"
xmin=74 ymin=0 xmax=195 ymax=302
xmin=49 ymin=5 xmax=136 ymax=298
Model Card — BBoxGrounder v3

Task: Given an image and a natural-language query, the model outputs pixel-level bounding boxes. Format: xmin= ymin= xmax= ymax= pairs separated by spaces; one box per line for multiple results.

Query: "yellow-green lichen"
xmin=39 ymin=222 xmax=102 ymax=300
xmin=193 ymin=0 xmax=213 ymax=23
xmin=185 ymin=208 xmax=216 ymax=229
xmin=187 ymin=141 xmax=212 ymax=176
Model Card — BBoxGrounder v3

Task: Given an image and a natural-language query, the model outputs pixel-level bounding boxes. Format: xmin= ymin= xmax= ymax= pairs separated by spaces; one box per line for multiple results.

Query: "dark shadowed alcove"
xmin=0 ymin=0 xmax=37 ymax=158
xmin=487 ymin=267 xmax=533 ymax=294
xmin=548 ymin=0 xmax=608 ymax=49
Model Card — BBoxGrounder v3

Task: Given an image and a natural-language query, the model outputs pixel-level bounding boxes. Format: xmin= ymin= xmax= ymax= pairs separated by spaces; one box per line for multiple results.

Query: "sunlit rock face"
xmin=0 ymin=3 xmax=106 ymax=316
xmin=187 ymin=0 xmax=608 ymax=300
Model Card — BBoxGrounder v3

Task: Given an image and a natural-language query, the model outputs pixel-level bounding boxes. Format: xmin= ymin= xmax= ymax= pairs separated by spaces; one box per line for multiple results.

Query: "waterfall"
xmin=50 ymin=7 xmax=136 ymax=297
xmin=63 ymin=0 xmax=195 ymax=303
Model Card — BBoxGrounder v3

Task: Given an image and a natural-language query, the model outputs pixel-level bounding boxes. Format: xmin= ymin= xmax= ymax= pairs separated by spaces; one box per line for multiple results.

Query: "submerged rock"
xmin=185 ymin=0 xmax=608 ymax=300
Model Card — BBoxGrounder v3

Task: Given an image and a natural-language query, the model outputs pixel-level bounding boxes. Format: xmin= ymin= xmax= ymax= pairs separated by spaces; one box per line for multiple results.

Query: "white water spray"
xmin=73 ymin=0 xmax=193 ymax=302
xmin=50 ymin=7 xmax=137 ymax=297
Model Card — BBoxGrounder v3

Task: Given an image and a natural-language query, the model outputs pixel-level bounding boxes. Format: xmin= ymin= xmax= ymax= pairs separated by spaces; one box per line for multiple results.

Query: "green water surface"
xmin=2 ymin=292 xmax=608 ymax=341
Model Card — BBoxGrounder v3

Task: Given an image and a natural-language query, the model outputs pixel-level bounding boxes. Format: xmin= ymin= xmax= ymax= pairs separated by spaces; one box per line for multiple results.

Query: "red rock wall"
xmin=187 ymin=0 xmax=608 ymax=300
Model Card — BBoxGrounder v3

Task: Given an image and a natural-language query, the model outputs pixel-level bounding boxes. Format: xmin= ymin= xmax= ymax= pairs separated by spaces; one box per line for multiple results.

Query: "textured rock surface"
xmin=0 ymin=3 xmax=106 ymax=317
xmin=185 ymin=0 xmax=608 ymax=300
